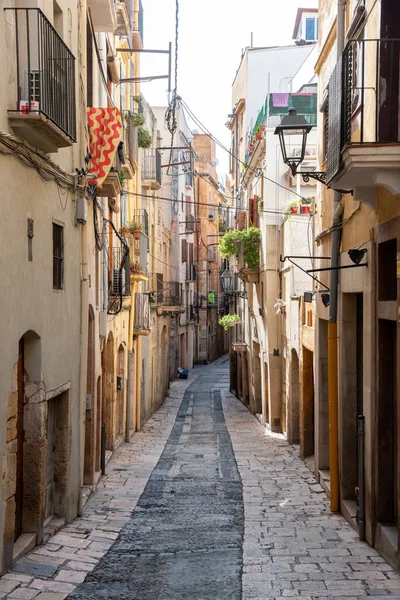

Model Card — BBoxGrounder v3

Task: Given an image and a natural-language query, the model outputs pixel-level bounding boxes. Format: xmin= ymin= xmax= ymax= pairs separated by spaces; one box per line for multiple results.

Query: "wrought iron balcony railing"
xmin=121 ymin=112 xmax=139 ymax=178
xmin=131 ymin=209 xmax=149 ymax=237
xmin=157 ymin=282 xmax=183 ymax=307
xmin=327 ymin=38 xmax=400 ymax=183
xmin=142 ymin=149 xmax=161 ymax=188
xmin=6 ymin=9 xmax=76 ymax=144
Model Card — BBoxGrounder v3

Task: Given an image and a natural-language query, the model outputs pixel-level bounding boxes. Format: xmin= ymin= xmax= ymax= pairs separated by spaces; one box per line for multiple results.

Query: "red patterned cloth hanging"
xmin=87 ymin=107 xmax=123 ymax=188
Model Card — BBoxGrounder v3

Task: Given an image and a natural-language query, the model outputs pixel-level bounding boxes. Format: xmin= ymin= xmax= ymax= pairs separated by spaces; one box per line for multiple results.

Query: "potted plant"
xmin=243 ymin=158 xmax=248 ymax=169
xmin=119 ymin=170 xmax=126 ymax=187
xmin=300 ymin=196 xmax=314 ymax=215
xmin=120 ymin=220 xmax=143 ymax=240
xmin=219 ymin=313 xmax=240 ymax=330
xmin=218 ymin=220 xmax=227 ymax=233
xmin=256 ymin=196 xmax=264 ymax=214
xmin=284 ymin=200 xmax=299 ymax=217
xmin=130 ymin=262 xmax=144 ymax=274
xmin=138 ymin=126 xmax=152 ymax=148
xmin=219 ymin=227 xmax=261 ymax=269
xmin=255 ymin=126 xmax=262 ymax=141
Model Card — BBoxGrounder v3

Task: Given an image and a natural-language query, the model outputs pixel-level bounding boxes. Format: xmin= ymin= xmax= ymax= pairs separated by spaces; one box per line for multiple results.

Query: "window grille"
xmin=53 ymin=223 xmax=64 ymax=290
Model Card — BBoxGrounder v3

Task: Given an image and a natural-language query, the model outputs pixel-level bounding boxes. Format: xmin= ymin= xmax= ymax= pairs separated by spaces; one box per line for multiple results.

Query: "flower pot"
xmin=300 ymin=205 xmax=311 ymax=215
xmin=255 ymin=132 xmax=262 ymax=141
xmin=290 ymin=206 xmax=299 ymax=214
xmin=133 ymin=230 xmax=141 ymax=240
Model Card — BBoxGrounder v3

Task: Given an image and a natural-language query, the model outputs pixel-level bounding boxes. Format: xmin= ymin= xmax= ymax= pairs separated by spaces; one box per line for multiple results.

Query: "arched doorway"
xmin=116 ymin=345 xmax=125 ymax=439
xmin=159 ymin=326 xmax=168 ymax=404
xmin=84 ymin=307 xmax=95 ymax=484
xmin=301 ymin=346 xmax=315 ymax=458
xmin=2 ymin=332 xmax=73 ymax=571
xmin=105 ymin=332 xmax=114 ymax=450
xmin=251 ymin=342 xmax=262 ymax=414
xmin=288 ymin=349 xmax=300 ymax=445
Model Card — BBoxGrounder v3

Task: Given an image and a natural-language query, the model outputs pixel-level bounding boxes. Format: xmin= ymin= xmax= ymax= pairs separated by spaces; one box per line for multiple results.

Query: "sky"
xmin=140 ymin=0 xmax=318 ymax=176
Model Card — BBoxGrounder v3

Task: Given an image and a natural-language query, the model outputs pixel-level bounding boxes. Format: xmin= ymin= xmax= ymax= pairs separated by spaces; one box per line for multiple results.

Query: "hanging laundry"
xmin=272 ymin=93 xmax=289 ymax=108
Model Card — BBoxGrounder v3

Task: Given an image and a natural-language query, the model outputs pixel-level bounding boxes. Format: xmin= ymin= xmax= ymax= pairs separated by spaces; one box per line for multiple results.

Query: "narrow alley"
xmin=1 ymin=360 xmax=400 ymax=600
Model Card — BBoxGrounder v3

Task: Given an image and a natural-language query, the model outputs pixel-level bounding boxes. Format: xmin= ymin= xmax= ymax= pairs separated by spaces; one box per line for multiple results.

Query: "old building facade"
xmin=315 ymin=0 xmax=400 ymax=569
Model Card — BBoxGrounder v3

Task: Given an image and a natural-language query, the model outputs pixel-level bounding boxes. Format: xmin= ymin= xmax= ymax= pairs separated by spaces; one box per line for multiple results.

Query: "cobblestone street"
xmin=0 ymin=359 xmax=400 ymax=599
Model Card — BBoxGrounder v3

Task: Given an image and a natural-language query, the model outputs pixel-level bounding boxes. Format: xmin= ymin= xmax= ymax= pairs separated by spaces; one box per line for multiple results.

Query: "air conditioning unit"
xmin=112 ymin=268 xmax=125 ymax=296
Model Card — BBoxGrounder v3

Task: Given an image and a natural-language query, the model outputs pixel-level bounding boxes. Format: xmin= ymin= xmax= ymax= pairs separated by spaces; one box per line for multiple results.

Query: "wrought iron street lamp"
xmin=220 ymin=269 xmax=235 ymax=294
xmin=274 ymin=108 xmax=327 ymax=185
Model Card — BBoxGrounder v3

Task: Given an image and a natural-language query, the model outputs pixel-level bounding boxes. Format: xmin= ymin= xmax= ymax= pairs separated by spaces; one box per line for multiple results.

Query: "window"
xmin=305 ymin=17 xmax=318 ymax=41
xmin=53 ymin=223 xmax=64 ymax=290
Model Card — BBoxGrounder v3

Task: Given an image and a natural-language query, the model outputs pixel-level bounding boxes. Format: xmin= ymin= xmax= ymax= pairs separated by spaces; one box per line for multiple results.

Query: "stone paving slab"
xmin=0 ymin=376 xmax=197 ymax=599
xmin=222 ymin=389 xmax=400 ymax=600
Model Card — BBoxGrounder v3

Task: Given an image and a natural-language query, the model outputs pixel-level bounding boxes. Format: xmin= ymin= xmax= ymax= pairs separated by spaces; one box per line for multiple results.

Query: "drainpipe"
xmin=328 ymin=0 xmax=346 ymax=513
xmin=125 ymin=242 xmax=134 ymax=443
xmin=78 ymin=223 xmax=89 ymax=514
xmin=135 ymin=336 xmax=141 ymax=430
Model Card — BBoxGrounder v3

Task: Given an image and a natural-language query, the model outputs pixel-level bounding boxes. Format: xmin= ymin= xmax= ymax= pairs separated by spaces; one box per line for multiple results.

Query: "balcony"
xmin=142 ymin=149 xmax=162 ymax=190
xmin=121 ymin=113 xmax=139 ymax=179
xmin=116 ymin=0 xmax=132 ymax=35
xmin=5 ymin=9 xmax=76 ymax=153
xmin=87 ymin=0 xmax=116 ymax=31
xmin=157 ymin=282 xmax=183 ymax=312
xmin=96 ymin=155 xmax=122 ymax=197
xmin=132 ymin=0 xmax=144 ymax=49
xmin=133 ymin=293 xmax=151 ymax=336
xmin=326 ymin=39 xmax=400 ymax=208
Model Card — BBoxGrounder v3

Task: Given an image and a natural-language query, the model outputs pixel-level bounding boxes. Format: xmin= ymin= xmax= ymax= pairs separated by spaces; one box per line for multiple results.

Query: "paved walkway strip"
xmin=69 ymin=364 xmax=244 ymax=599
xmin=1 ymin=360 xmax=400 ymax=599
xmin=222 ymin=389 xmax=400 ymax=600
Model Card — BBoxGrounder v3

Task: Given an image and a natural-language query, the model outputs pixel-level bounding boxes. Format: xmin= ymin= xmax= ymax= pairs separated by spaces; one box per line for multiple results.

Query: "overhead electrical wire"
xmin=179 ymin=97 xmax=305 ymax=200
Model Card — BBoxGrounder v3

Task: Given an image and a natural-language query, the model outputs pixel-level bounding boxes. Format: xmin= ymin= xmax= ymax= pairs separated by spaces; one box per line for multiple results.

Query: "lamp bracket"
xmin=307 ymin=263 xmax=368 ymax=273
xmin=300 ymin=171 xmax=327 ymax=185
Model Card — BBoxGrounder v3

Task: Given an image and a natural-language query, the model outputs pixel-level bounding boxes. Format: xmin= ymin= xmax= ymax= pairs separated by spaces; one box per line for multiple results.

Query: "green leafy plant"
xmin=219 ymin=227 xmax=261 ymax=269
xmin=138 ymin=126 xmax=152 ymax=148
xmin=283 ymin=199 xmax=300 ymax=217
xmin=218 ymin=220 xmax=227 ymax=233
xmin=131 ymin=112 xmax=145 ymax=126
xmin=242 ymin=159 xmax=247 ymax=169
xmin=301 ymin=196 xmax=315 ymax=205
xmin=219 ymin=313 xmax=240 ymax=330
xmin=119 ymin=170 xmax=126 ymax=186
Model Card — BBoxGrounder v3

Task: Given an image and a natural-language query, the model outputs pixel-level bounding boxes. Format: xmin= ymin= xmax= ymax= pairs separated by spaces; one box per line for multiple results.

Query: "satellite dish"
xmin=211 ymin=158 xmax=219 ymax=166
